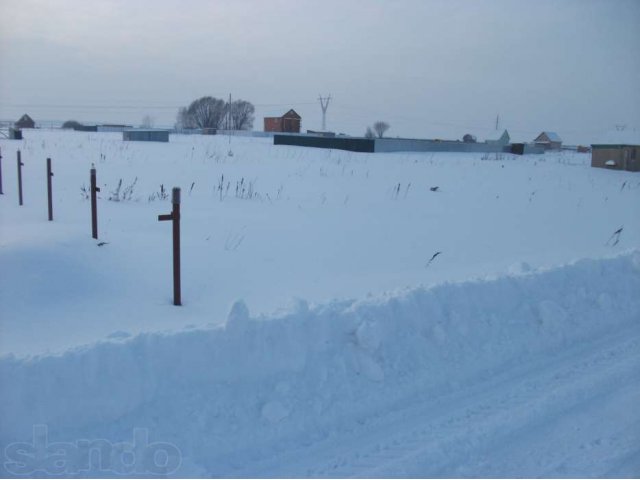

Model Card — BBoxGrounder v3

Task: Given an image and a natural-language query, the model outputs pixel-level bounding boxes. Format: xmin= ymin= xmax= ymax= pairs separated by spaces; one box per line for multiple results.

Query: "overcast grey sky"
xmin=1 ymin=0 xmax=638 ymax=144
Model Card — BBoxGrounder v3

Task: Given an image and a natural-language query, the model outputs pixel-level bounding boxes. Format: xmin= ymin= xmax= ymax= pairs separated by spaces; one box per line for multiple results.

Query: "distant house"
xmin=264 ymin=109 xmax=301 ymax=133
xmin=15 ymin=114 xmax=35 ymax=129
xmin=591 ymin=130 xmax=640 ymax=172
xmin=534 ymin=131 xmax=562 ymax=150
xmin=485 ymin=129 xmax=510 ymax=145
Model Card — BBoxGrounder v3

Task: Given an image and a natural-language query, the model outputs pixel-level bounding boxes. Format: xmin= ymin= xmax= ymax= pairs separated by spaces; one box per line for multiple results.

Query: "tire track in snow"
xmin=325 ymin=329 xmax=640 ymax=478
xmin=237 ymin=324 xmax=640 ymax=478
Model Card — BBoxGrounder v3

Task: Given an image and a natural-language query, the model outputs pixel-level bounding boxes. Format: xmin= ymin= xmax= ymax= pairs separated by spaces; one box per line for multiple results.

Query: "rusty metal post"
xmin=47 ymin=158 xmax=54 ymax=221
xmin=17 ymin=150 xmax=24 ymax=206
xmin=158 ymin=187 xmax=181 ymax=306
xmin=0 ymin=146 xmax=4 ymax=195
xmin=90 ymin=167 xmax=100 ymax=239
xmin=172 ymin=188 xmax=181 ymax=306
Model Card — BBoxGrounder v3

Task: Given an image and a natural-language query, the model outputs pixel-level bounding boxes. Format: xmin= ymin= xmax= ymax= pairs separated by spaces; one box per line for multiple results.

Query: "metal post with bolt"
xmin=158 ymin=187 xmax=181 ymax=306
xmin=47 ymin=158 xmax=54 ymax=221
xmin=90 ymin=166 xmax=100 ymax=239
xmin=0 ymin=146 xmax=4 ymax=195
xmin=17 ymin=150 xmax=24 ymax=205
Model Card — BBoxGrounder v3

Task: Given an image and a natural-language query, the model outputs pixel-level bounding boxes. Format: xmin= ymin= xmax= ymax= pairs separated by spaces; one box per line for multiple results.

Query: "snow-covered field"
xmin=1 ymin=130 xmax=639 ymax=477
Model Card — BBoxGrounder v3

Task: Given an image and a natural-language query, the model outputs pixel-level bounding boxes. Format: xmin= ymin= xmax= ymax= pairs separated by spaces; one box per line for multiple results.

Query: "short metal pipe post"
xmin=172 ymin=188 xmax=181 ymax=306
xmin=158 ymin=187 xmax=181 ymax=306
xmin=47 ymin=158 xmax=54 ymax=221
xmin=90 ymin=167 xmax=100 ymax=239
xmin=0 ymin=146 xmax=4 ymax=195
xmin=17 ymin=150 xmax=24 ymax=205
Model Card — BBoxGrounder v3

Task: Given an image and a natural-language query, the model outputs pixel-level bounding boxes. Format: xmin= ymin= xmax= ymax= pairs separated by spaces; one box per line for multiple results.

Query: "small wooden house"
xmin=534 ymin=131 xmax=562 ymax=150
xmin=264 ymin=109 xmax=301 ymax=133
xmin=591 ymin=130 xmax=640 ymax=172
xmin=15 ymin=114 xmax=35 ymax=129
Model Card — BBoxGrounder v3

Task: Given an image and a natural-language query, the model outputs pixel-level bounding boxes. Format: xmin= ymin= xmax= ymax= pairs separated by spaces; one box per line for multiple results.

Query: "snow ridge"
xmin=1 ymin=252 xmax=639 ymax=476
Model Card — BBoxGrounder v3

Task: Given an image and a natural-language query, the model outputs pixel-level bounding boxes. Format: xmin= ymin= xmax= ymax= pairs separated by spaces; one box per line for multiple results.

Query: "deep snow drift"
xmin=1 ymin=253 xmax=639 ymax=477
xmin=1 ymin=130 xmax=639 ymax=477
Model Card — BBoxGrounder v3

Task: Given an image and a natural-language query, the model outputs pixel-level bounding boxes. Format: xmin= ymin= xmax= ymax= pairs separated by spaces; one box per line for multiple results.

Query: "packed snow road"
xmin=242 ymin=325 xmax=640 ymax=478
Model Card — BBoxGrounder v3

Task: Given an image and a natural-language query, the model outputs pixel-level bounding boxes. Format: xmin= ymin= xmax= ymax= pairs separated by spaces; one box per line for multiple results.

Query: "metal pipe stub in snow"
xmin=47 ymin=158 xmax=54 ymax=221
xmin=0 ymin=146 xmax=4 ymax=195
xmin=90 ymin=167 xmax=100 ymax=239
xmin=158 ymin=187 xmax=182 ymax=306
xmin=17 ymin=150 xmax=24 ymax=206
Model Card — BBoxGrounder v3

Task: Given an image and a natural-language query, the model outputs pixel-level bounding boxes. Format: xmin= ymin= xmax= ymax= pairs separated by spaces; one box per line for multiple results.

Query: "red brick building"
xmin=264 ymin=109 xmax=301 ymax=133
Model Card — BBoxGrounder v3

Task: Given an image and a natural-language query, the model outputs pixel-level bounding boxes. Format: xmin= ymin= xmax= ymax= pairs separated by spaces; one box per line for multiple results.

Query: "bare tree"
xmin=364 ymin=126 xmax=375 ymax=139
xmin=175 ymin=107 xmax=196 ymax=129
xmin=178 ymin=96 xmax=227 ymax=129
xmin=463 ymin=133 xmax=477 ymax=143
xmin=373 ymin=121 xmax=390 ymax=138
xmin=191 ymin=96 xmax=226 ymax=129
xmin=229 ymin=100 xmax=255 ymax=130
xmin=141 ymin=115 xmax=155 ymax=128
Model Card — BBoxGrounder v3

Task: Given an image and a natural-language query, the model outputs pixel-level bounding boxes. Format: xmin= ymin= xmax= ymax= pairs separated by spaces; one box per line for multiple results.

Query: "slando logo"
xmin=4 ymin=425 xmax=182 ymax=476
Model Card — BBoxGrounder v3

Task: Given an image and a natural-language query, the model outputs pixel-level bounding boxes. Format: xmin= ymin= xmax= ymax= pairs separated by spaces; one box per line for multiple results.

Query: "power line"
xmin=0 ymin=103 xmax=181 ymax=110
xmin=331 ymin=104 xmax=605 ymax=135
xmin=0 ymin=101 xmax=319 ymax=110
xmin=255 ymin=102 xmax=317 ymax=107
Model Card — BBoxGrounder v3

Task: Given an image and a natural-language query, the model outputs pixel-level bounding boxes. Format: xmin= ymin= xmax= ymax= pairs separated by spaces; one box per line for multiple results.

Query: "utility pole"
xmin=495 ymin=114 xmax=500 ymax=131
xmin=318 ymin=94 xmax=331 ymax=131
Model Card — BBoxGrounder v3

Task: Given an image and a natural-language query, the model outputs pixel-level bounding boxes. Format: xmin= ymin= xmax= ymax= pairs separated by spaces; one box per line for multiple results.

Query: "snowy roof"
xmin=534 ymin=131 xmax=562 ymax=143
xmin=487 ymin=129 xmax=510 ymax=143
xmin=283 ymin=109 xmax=301 ymax=119
xmin=467 ymin=128 xmax=510 ymax=143
xmin=592 ymin=129 xmax=640 ymax=146
xmin=265 ymin=109 xmax=301 ymax=119
xmin=537 ymin=131 xmax=562 ymax=142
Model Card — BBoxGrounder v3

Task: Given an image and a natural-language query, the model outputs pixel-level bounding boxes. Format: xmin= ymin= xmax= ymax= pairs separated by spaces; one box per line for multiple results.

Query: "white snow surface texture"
xmin=1 ymin=254 xmax=640 ymax=477
xmin=1 ymin=131 xmax=639 ymax=477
